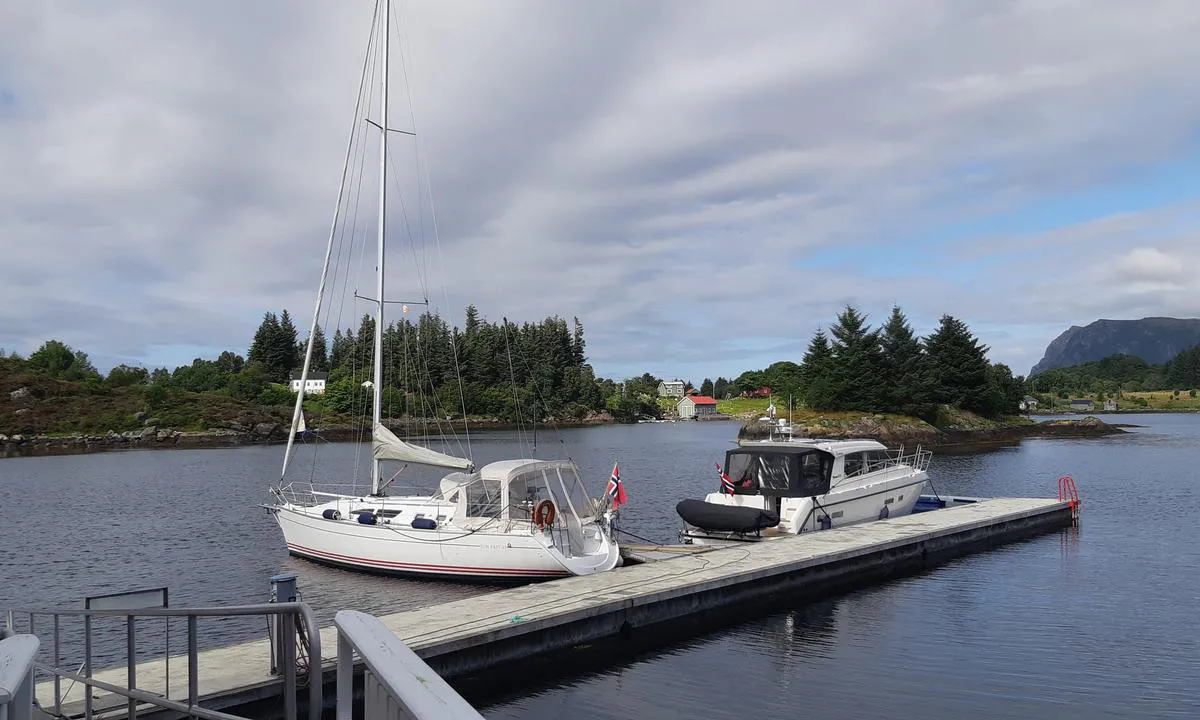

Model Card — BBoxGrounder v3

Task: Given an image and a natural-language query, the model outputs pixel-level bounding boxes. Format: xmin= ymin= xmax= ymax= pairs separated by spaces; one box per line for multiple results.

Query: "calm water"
xmin=3 ymin=415 xmax=1199 ymax=718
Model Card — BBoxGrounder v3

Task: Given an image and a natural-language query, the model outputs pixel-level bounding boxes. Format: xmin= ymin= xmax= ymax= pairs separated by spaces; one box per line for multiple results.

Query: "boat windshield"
xmin=725 ymin=448 xmax=832 ymax=497
xmin=505 ymin=464 xmax=593 ymax=522
xmin=464 ymin=477 xmax=502 ymax=518
xmin=554 ymin=464 xmax=595 ymax=520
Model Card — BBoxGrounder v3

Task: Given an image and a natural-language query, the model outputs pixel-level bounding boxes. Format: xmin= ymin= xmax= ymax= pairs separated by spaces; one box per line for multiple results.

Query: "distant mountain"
xmin=1030 ymin=317 xmax=1200 ymax=376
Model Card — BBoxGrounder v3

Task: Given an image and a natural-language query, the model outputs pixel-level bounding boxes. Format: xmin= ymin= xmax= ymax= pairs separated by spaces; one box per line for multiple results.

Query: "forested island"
xmin=1 ymin=304 xmax=1150 ymax=456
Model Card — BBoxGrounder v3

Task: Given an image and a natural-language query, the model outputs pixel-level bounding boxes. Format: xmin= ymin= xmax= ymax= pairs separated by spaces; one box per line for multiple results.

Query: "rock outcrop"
xmin=739 ymin=413 xmax=1125 ymax=448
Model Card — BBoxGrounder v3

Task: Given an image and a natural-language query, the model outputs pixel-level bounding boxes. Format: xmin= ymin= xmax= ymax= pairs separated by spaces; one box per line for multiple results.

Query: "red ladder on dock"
xmin=1058 ymin=475 xmax=1081 ymax=523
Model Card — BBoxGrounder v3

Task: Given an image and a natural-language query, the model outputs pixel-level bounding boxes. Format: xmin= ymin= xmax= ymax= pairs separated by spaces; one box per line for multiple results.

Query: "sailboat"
xmin=264 ymin=0 xmax=621 ymax=581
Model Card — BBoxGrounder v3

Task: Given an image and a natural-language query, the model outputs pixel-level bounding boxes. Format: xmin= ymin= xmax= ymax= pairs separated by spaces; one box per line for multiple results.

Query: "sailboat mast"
xmin=371 ymin=0 xmax=389 ymax=496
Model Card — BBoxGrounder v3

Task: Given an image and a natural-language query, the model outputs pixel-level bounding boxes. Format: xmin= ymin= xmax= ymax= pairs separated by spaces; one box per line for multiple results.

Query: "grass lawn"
xmin=1109 ymin=390 xmax=1200 ymax=410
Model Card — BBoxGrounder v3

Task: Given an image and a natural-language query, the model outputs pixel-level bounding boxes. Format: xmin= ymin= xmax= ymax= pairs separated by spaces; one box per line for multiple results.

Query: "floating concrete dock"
xmin=35 ymin=496 xmax=1072 ymax=718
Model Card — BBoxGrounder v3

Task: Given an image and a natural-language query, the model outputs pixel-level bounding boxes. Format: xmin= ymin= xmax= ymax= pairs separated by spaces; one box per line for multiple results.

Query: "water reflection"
xmin=482 ymin=414 xmax=1200 ymax=719
xmin=7 ymin=417 xmax=1200 ymax=718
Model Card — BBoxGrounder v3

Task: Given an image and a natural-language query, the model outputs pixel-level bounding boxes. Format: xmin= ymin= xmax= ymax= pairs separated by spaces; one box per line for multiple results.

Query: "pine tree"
xmin=1166 ymin=345 xmax=1200 ymax=389
xmin=713 ymin=377 xmax=729 ymax=399
xmin=801 ymin=329 xmax=835 ymax=409
xmin=571 ymin=317 xmax=586 ymax=365
xmin=248 ymin=312 xmax=280 ymax=370
xmin=273 ymin=309 xmax=300 ymax=381
xmin=353 ymin=314 xmax=375 ymax=375
xmin=460 ymin=305 xmax=485 ymax=386
xmin=700 ymin=378 xmax=714 ymax=396
xmin=878 ymin=306 xmax=935 ymax=420
xmin=827 ymin=306 xmax=883 ymax=411
xmin=329 ymin=328 xmax=351 ymax=371
xmin=304 ymin=325 xmax=329 ymax=372
xmin=924 ymin=314 xmax=991 ymax=416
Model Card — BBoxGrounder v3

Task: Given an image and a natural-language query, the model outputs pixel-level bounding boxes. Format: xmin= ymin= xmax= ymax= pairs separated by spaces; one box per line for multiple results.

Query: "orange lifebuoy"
xmin=533 ymin=499 xmax=557 ymax=529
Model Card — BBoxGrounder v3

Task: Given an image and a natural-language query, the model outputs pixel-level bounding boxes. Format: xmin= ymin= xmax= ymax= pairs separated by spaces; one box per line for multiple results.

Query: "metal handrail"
xmin=878 ymin=445 xmax=933 ymax=474
xmin=334 ymin=610 xmax=481 ymax=720
xmin=0 ymin=634 xmax=40 ymax=720
xmin=274 ymin=481 xmax=447 ymax=504
xmin=849 ymin=446 xmax=932 ymax=478
xmin=11 ymin=603 xmax=321 ymax=720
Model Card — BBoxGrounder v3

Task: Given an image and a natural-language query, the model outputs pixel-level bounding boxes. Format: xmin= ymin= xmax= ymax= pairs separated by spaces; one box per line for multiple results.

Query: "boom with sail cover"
xmin=372 ymin=423 xmax=474 ymax=470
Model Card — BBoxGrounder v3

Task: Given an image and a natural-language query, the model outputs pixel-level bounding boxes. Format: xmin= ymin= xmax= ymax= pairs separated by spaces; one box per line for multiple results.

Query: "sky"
xmin=3 ymin=0 xmax=1200 ymax=384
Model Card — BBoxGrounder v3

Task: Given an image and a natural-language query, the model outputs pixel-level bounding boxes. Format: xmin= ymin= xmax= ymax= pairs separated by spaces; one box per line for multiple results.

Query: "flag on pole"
xmin=605 ymin=463 xmax=627 ymax=510
xmin=716 ymin=462 xmax=736 ymax=494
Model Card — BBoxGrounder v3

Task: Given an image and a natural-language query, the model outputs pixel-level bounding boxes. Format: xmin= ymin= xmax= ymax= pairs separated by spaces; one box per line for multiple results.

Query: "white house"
xmin=289 ymin=371 xmax=328 ymax=394
xmin=658 ymin=380 xmax=685 ymax=398
xmin=1019 ymin=395 xmax=1039 ymax=412
xmin=677 ymin=394 xmax=718 ymax=419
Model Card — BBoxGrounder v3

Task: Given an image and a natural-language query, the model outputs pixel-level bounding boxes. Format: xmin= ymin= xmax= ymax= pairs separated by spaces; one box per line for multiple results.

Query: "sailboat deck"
xmin=34 ymin=496 xmax=1072 ymax=719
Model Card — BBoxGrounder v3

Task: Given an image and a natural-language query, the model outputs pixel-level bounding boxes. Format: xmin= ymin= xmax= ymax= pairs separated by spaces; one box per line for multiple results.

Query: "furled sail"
xmin=372 ymin=422 xmax=474 ymax=470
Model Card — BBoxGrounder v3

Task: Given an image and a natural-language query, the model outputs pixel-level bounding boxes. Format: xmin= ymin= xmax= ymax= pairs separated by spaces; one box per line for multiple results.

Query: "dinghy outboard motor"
xmin=675 ymin=499 xmax=780 ymax=533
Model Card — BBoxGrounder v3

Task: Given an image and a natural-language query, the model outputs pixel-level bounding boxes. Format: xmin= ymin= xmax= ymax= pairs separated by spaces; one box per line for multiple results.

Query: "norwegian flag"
xmin=606 ymin=463 xmax=627 ymax=510
xmin=716 ymin=462 xmax=737 ymax=494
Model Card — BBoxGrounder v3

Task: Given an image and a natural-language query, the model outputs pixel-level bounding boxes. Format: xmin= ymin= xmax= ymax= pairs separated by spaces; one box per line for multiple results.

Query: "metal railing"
xmin=271 ymin=482 xmax=445 ymax=507
xmin=334 ymin=610 xmax=481 ymax=720
xmin=1 ymin=633 xmax=40 ymax=720
xmin=8 ymin=603 xmax=321 ymax=720
xmin=878 ymin=444 xmax=933 ymax=474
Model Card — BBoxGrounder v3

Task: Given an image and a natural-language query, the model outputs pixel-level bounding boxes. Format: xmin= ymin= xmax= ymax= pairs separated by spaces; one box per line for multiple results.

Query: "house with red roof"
xmin=678 ymin=394 xmax=718 ymax=419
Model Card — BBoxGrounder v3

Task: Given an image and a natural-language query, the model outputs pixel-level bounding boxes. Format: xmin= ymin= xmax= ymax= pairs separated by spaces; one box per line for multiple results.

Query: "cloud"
xmin=3 ymin=0 xmax=1200 ymax=382
xmin=1112 ymin=247 xmax=1188 ymax=284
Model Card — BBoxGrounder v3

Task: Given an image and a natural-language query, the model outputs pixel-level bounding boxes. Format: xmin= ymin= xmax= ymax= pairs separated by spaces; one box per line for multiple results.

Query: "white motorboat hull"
xmin=682 ymin=472 xmax=927 ymax=545
xmin=270 ymin=501 xmax=620 ymax=582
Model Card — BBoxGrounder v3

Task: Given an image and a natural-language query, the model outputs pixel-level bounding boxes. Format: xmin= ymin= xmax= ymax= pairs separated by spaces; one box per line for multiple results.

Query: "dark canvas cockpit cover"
xmin=725 ymin=447 xmax=834 ymax=497
xmin=676 ymin=499 xmax=780 ymax=533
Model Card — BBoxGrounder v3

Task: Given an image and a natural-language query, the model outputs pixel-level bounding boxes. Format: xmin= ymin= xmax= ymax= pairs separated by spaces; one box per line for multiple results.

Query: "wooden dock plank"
xmin=34 ymin=497 xmax=1069 ymax=716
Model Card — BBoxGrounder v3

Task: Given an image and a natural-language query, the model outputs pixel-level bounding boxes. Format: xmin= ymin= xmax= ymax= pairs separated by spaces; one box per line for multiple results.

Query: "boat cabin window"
xmin=799 ymin=452 xmax=828 ymax=490
xmin=465 ymin=478 xmax=501 ymax=517
xmin=863 ymin=449 xmax=890 ymax=473
xmin=843 ymin=449 xmax=891 ymax=477
xmin=507 ymin=471 xmax=553 ymax=521
xmin=725 ymin=448 xmax=833 ymax=497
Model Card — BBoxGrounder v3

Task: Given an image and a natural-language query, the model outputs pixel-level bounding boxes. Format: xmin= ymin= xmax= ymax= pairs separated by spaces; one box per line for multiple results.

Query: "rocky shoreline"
xmin=738 ymin=414 xmax=1128 ymax=447
xmin=0 ymin=414 xmax=617 ymax=458
xmin=1 ymin=411 xmax=1129 ymax=459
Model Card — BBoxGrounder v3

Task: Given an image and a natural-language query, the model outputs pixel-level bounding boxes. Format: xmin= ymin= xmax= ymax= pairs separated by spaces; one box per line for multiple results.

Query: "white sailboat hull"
xmin=270 ymin=498 xmax=620 ymax=582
